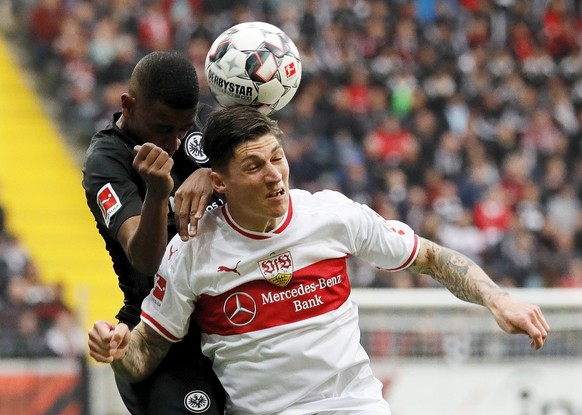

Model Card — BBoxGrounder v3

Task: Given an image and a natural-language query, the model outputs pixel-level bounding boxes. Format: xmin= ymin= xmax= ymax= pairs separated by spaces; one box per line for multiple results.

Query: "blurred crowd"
xmin=2 ymin=0 xmax=582 ymax=291
xmin=0 ymin=204 xmax=86 ymax=358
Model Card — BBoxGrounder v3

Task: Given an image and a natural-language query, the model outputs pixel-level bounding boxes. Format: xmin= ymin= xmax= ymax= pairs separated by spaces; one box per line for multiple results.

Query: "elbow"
xmin=126 ymin=251 xmax=162 ymax=275
xmin=132 ymin=260 xmax=159 ymax=276
xmin=115 ymin=371 xmax=145 ymax=384
xmin=111 ymin=362 xmax=152 ymax=383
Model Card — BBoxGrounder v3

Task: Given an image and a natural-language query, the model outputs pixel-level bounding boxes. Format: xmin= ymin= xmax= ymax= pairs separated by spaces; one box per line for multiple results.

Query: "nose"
xmin=265 ymin=162 xmax=282 ymax=182
xmin=172 ymin=130 xmax=189 ymax=152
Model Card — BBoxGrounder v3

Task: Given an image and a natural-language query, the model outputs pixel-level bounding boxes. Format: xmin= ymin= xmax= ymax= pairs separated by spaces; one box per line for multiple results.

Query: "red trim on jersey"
xmin=384 ymin=234 xmax=419 ymax=271
xmin=141 ymin=311 xmax=181 ymax=341
xmin=222 ymin=196 xmax=293 ymax=239
xmin=194 ymin=256 xmax=350 ymax=336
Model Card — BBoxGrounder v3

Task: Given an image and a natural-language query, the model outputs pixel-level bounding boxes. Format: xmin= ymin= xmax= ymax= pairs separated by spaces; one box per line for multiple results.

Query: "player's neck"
xmin=115 ymin=114 xmax=124 ymax=130
xmin=225 ymin=204 xmax=286 ymax=234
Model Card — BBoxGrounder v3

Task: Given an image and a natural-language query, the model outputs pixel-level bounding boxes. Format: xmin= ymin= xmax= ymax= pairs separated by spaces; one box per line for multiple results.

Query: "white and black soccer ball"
xmin=204 ymin=21 xmax=302 ymax=115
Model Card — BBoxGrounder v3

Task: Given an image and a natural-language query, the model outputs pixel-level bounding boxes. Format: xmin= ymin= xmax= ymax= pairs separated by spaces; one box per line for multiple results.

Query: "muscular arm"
xmin=408 ymin=237 xmax=506 ymax=306
xmin=407 ymin=237 xmax=549 ymax=349
xmin=117 ymin=193 xmax=169 ymax=275
xmin=111 ymin=322 xmax=172 ymax=383
xmin=117 ymin=144 xmax=174 ymax=274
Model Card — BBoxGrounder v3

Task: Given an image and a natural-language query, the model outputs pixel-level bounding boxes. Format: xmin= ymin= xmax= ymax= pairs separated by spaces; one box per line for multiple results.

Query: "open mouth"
xmin=268 ymin=189 xmax=285 ymax=198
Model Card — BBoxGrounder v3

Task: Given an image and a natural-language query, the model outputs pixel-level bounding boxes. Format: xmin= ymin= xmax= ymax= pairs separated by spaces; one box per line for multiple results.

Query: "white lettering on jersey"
xmin=293 ymin=294 xmax=324 ymax=311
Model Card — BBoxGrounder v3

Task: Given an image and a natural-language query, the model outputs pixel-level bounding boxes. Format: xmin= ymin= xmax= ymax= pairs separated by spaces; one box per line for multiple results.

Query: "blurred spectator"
xmin=559 ymin=256 xmax=582 ymax=288
xmin=438 ymin=208 xmax=487 ymax=264
xmin=0 ymin=232 xmax=29 ymax=278
xmin=486 ymin=227 xmax=542 ymax=287
xmin=138 ymin=1 xmax=173 ymax=52
xmin=12 ymin=308 xmax=54 ymax=358
xmin=27 ymin=0 xmax=64 ymax=71
xmin=0 ymin=212 xmax=82 ymax=358
xmin=473 ymin=184 xmax=513 ymax=246
xmin=431 ymin=178 xmax=464 ymax=224
xmin=515 ymin=180 xmax=546 ymax=233
xmin=363 ymin=114 xmax=414 ymax=167
xmin=45 ymin=309 xmax=86 ymax=357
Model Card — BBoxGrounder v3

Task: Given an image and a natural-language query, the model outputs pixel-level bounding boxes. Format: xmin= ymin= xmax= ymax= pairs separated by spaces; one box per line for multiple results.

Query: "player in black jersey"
xmin=82 ymin=51 xmax=224 ymax=415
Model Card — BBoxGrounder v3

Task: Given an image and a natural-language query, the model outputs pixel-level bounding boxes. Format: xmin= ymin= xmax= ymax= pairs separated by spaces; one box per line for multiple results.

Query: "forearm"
xmin=127 ymin=193 xmax=169 ymax=274
xmin=111 ymin=323 xmax=170 ymax=383
xmin=408 ymin=238 xmax=508 ymax=307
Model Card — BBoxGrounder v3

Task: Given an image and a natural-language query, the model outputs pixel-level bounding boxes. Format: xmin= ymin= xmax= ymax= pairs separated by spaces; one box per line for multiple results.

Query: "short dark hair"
xmin=129 ymin=51 xmax=199 ymax=109
xmin=203 ymin=106 xmax=284 ymax=171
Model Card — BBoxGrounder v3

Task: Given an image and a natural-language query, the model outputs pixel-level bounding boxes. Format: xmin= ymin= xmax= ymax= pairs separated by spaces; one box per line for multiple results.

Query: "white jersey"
xmin=142 ymin=189 xmax=419 ymax=414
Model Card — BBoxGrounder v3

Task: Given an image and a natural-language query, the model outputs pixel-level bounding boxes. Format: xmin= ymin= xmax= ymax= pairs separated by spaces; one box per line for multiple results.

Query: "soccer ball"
xmin=204 ymin=21 xmax=302 ymax=115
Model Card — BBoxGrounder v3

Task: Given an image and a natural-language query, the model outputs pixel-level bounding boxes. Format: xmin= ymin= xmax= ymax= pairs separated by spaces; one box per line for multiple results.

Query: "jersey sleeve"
xmin=140 ymin=235 xmax=195 ymax=342
xmin=82 ymin=139 xmax=143 ymax=238
xmin=327 ymin=191 xmax=419 ymax=271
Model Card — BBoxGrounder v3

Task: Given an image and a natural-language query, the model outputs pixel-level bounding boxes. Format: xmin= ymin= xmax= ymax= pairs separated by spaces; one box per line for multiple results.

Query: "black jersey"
xmin=82 ymin=113 xmax=221 ymax=326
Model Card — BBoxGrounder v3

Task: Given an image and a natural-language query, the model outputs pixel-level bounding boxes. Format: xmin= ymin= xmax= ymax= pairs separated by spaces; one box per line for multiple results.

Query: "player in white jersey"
xmin=89 ymin=106 xmax=550 ymax=415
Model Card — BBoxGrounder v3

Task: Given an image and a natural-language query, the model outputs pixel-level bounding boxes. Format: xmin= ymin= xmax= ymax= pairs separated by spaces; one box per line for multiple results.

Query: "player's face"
xmin=212 ymin=133 xmax=290 ymax=233
xmin=123 ymin=95 xmax=196 ymax=156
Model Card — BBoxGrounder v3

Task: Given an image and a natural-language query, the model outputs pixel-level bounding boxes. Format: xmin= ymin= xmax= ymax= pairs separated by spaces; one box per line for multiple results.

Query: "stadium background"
xmin=0 ymin=0 xmax=581 ymax=414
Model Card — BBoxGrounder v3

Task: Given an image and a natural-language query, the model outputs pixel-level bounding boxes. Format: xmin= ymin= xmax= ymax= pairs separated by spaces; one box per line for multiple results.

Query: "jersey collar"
xmin=222 ymin=196 xmax=293 ymax=240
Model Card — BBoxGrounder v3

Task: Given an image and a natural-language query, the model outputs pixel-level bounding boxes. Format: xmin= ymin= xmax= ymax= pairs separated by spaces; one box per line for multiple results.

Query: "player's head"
xmin=129 ymin=51 xmax=199 ymax=109
xmin=120 ymin=51 xmax=199 ymax=155
xmin=204 ymin=105 xmax=289 ymax=233
xmin=203 ymin=106 xmax=284 ymax=171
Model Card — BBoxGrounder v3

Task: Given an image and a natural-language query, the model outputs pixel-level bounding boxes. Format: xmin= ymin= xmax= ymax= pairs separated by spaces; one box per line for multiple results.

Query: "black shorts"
xmin=115 ymin=330 xmax=225 ymax=414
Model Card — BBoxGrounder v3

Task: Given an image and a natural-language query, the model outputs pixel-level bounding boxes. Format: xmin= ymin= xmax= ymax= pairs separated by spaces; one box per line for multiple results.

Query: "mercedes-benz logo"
xmin=224 ymin=292 xmax=257 ymax=326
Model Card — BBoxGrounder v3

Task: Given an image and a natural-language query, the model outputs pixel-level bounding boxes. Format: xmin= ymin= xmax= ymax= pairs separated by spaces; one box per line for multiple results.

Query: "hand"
xmin=487 ymin=295 xmax=550 ymax=350
xmin=174 ymin=168 xmax=213 ymax=240
xmin=88 ymin=320 xmax=131 ymax=363
xmin=133 ymin=144 xmax=174 ymax=199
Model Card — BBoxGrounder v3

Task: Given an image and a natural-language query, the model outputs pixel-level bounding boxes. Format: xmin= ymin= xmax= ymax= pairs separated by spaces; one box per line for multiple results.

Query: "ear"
xmin=120 ymin=93 xmax=135 ymax=117
xmin=210 ymin=171 xmax=227 ymax=194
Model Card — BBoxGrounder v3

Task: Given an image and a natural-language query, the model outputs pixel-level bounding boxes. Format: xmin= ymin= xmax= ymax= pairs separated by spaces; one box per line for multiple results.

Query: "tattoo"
xmin=111 ymin=323 xmax=171 ymax=383
xmin=409 ymin=240 xmax=507 ymax=306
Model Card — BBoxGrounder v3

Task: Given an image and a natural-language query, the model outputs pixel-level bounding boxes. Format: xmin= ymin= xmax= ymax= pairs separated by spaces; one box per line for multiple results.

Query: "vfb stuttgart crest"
xmin=259 ymin=251 xmax=293 ymax=287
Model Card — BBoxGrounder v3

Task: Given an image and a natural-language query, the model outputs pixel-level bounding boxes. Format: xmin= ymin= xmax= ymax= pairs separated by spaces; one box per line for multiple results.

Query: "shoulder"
xmin=83 ymin=131 xmax=133 ymax=173
xmin=290 ymin=189 xmax=364 ymax=229
xmin=290 ymin=188 xmax=353 ymax=208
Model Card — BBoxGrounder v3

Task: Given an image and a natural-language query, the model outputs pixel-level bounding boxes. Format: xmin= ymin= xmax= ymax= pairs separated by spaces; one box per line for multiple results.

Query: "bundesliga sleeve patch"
xmin=153 ymin=273 xmax=167 ymax=302
xmin=96 ymin=183 xmax=121 ymax=227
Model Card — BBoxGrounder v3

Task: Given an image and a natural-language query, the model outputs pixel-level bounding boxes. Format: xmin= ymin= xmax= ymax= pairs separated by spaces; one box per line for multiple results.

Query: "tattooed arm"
xmin=88 ymin=320 xmax=171 ymax=382
xmin=408 ymin=237 xmax=550 ymax=349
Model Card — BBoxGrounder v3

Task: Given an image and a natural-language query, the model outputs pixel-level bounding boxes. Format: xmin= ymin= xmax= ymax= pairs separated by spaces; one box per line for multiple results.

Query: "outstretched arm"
xmin=408 ymin=237 xmax=550 ymax=349
xmin=88 ymin=320 xmax=172 ymax=383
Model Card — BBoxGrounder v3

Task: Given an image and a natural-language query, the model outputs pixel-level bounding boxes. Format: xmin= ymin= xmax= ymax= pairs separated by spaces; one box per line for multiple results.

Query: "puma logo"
xmin=217 ymin=260 xmax=241 ymax=276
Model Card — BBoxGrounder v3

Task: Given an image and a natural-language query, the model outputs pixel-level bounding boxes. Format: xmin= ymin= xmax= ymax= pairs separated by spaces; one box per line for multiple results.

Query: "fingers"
xmin=491 ymin=298 xmax=550 ymax=351
xmin=510 ymin=305 xmax=549 ymax=350
xmin=527 ymin=306 xmax=550 ymax=350
xmin=110 ymin=323 xmax=130 ymax=349
xmin=174 ymin=169 xmax=214 ymax=241
xmin=88 ymin=321 xmax=130 ymax=363
xmin=175 ymin=194 xmax=209 ymax=240
xmin=134 ymin=144 xmax=173 ymax=172
xmin=133 ymin=144 xmax=174 ymax=197
xmin=88 ymin=320 xmax=115 ymax=363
